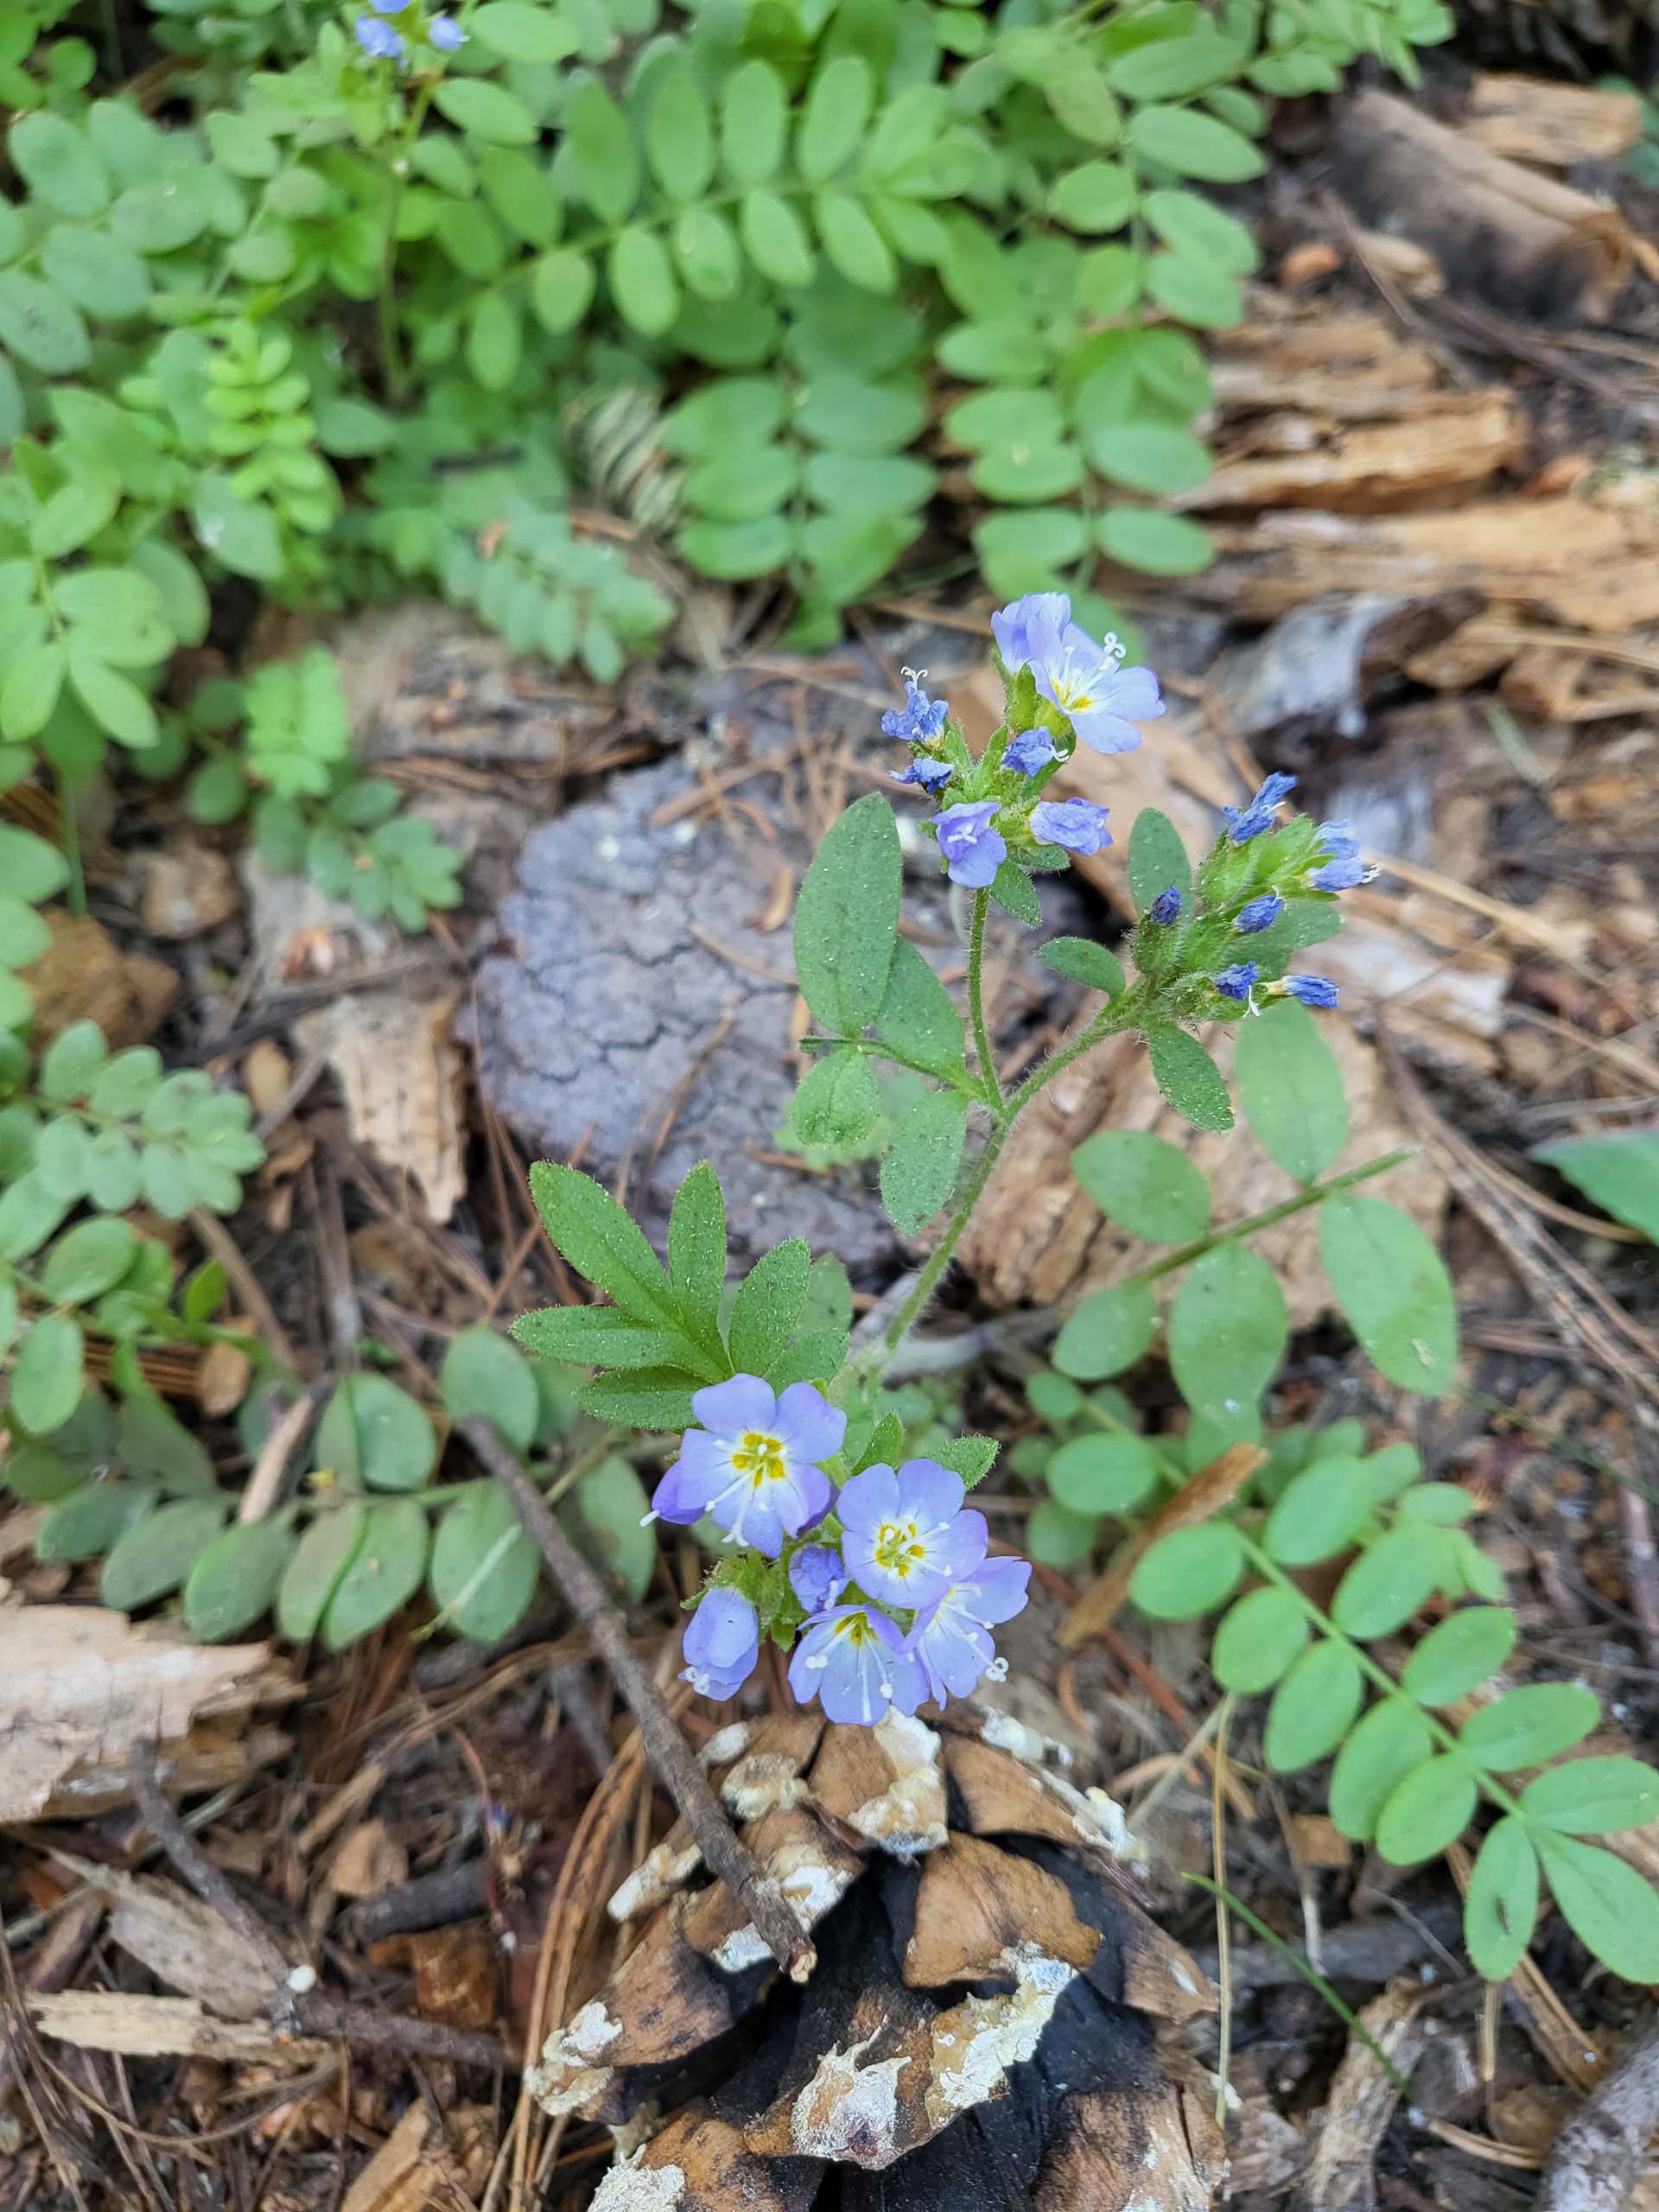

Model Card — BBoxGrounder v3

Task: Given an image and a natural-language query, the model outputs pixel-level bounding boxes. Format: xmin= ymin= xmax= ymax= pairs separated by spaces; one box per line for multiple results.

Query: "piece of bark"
xmin=1182 ymin=391 xmax=1521 ymax=513
xmin=52 ymin=1854 xmax=273 ymax=2019
xmin=1203 ymin=593 xmax=1478 ymax=745
xmin=1337 ymin=87 xmax=1632 ymax=323
xmin=15 ymin=912 xmax=178 ymax=1048
xmin=29 ymin=1991 xmax=331 ymax=2067
xmin=1210 ymin=311 xmax=1444 ymax=421
xmin=1462 ymin=73 xmax=1643 ymax=168
xmin=0 ymin=1606 xmax=289 ymax=1821
xmin=1292 ymin=1979 xmax=1427 ymax=2212
xmin=1537 ymin=2022 xmax=1659 ymax=2212
xmin=296 ymin=988 xmax=466 ymax=1224
xmin=1194 ymin=493 xmax=1659 ymax=633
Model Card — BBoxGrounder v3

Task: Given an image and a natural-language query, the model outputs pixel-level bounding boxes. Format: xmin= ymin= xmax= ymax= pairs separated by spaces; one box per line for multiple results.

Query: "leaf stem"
xmin=1123 ymin=1147 xmax=1414 ymax=1294
xmin=1235 ymin=1530 xmax=1525 ymax=1819
xmin=966 ymin=889 xmax=1003 ymax=1107
xmin=882 ymin=1116 xmax=1010 ymax=1352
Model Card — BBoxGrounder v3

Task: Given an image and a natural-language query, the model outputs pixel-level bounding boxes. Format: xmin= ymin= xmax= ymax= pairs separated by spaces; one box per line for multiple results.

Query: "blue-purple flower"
xmin=1223 ymin=772 xmax=1297 ymax=845
xmin=650 ymin=1376 xmax=843 ymax=1557
xmin=1234 ymin=892 xmax=1285 ymax=935
xmin=681 ymin=1588 xmax=760 ymax=1701
xmin=1020 ymin=604 xmax=1163 ymax=755
xmin=932 ymin=800 xmax=1005 ymax=890
xmin=1271 ymin=974 xmax=1340 ymax=1008
xmin=992 ymin=593 xmax=1071 ymax=673
xmin=1004 ymin=727 xmax=1056 ymax=777
xmin=1309 ymin=822 xmax=1366 ymax=893
xmin=355 ymin=12 xmax=405 ymax=54
xmin=1149 ymin=886 xmax=1183 ymax=925
xmin=788 ymin=1603 xmax=926 ymax=1725
xmin=1031 ymin=798 xmax=1111 ymax=856
xmin=906 ymin=1556 xmax=1032 ymax=1706
xmin=837 ymin=1460 xmax=986 ymax=1611
xmin=1215 ymin=962 xmax=1259 ymax=1003
xmin=891 ymin=755 xmax=953 ymax=793
xmin=429 ymin=10 xmax=466 ymax=44
xmin=788 ymin=1542 xmax=847 ymax=1616
xmin=881 ymin=673 xmax=948 ymax=747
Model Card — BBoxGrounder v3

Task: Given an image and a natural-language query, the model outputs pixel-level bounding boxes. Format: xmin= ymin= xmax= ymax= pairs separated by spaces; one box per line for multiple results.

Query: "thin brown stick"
xmin=237 ymin=1376 xmax=330 ymax=1525
xmin=129 ymin=1742 xmax=518 ymax=2071
xmin=460 ymin=1416 xmax=814 ymax=1981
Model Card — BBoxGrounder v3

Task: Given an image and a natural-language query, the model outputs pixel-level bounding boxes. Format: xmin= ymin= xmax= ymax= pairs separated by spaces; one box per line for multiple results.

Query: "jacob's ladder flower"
xmin=932 ymin=800 xmax=1005 ymax=889
xmin=1270 ymin=974 xmax=1340 ymax=1008
xmin=788 ymin=1604 xmax=926 ymax=1726
xmin=429 ymin=11 xmax=466 ymax=44
xmin=355 ymin=13 xmax=405 ymax=55
xmin=1215 ymin=962 xmax=1259 ymax=1004
xmin=1149 ymin=885 xmax=1183 ymax=925
xmin=906 ymin=1556 xmax=1033 ymax=1706
xmin=837 ymin=1460 xmax=986 ymax=1611
xmin=1223 ymin=772 xmax=1297 ymax=845
xmin=1031 ymin=798 xmax=1111 ymax=855
xmin=881 ymin=671 xmax=948 ymax=747
xmin=681 ymin=1587 xmax=760 ymax=1700
xmin=649 ymin=1376 xmax=842 ymax=1557
xmin=1003 ymin=726 xmax=1056 ymax=776
xmin=1234 ymin=892 xmax=1285 ymax=934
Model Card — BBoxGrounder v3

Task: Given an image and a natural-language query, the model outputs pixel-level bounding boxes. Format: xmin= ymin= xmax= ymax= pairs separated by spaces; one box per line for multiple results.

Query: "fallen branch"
xmin=461 ymin=1415 xmax=815 ymax=1982
xmin=128 ymin=1742 xmax=518 ymax=2071
xmin=1538 ymin=2021 xmax=1659 ymax=2212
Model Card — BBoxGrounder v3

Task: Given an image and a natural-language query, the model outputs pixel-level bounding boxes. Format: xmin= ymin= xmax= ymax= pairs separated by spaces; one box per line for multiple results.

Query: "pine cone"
xmin=531 ymin=1708 xmax=1224 ymax=2209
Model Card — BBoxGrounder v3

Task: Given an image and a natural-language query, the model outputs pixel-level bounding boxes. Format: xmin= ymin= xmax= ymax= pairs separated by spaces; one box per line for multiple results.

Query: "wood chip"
xmin=29 ymin=1991 xmax=328 ymax=2067
xmin=0 ymin=1605 xmax=289 ymax=1822
xmin=327 ymin=1819 xmax=410 ymax=1901
xmin=1462 ymin=74 xmax=1643 ymax=168
xmin=296 ymin=989 xmax=466 ymax=1222
xmin=53 ymin=1855 xmax=273 ymax=2018
xmin=1293 ymin=1979 xmax=1428 ymax=2212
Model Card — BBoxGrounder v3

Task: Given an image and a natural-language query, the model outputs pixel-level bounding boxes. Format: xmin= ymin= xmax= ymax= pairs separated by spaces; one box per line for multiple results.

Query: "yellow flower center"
xmin=873 ymin=1519 xmax=926 ymax=1579
xmin=730 ymin=1430 xmax=787 ymax=1491
xmin=1053 ymin=676 xmax=1094 ymax=713
xmin=834 ymin=1613 xmax=879 ymax=1648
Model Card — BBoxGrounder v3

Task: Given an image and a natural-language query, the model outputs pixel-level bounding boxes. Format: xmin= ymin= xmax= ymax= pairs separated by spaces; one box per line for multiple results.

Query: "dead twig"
xmin=128 ymin=1742 xmax=518 ymax=2072
xmin=237 ymin=1376 xmax=330 ymax=1525
xmin=460 ymin=1415 xmax=814 ymax=1981
xmin=1538 ymin=2018 xmax=1659 ymax=2212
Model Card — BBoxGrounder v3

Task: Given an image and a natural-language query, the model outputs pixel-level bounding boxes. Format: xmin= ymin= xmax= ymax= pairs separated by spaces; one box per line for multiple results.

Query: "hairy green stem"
xmin=1126 ymin=1147 xmax=1414 ymax=1293
xmin=966 ymin=891 xmax=1002 ymax=1107
xmin=883 ymin=1117 xmax=1010 ymax=1352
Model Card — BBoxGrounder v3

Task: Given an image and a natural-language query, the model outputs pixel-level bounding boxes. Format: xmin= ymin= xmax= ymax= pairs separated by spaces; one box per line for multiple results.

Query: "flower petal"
xmin=960 ymin=1555 xmax=1032 ymax=1624
xmin=836 ymin=1464 xmax=898 ymax=1535
xmin=941 ymin=1508 xmax=989 ymax=1574
xmin=772 ymin=1382 xmax=847 ymax=1465
xmin=1072 ymin=709 xmax=1145 ymax=755
xmin=1102 ymin=664 xmax=1164 ymax=720
xmin=691 ymin=1373 xmax=777 ymax=1436
xmin=895 ymin=1459 xmax=964 ymax=1528
xmin=651 ymin=1457 xmax=710 ymax=1524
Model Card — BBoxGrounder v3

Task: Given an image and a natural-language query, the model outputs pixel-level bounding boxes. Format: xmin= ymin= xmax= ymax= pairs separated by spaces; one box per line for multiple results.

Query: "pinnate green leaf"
xmin=1235 ymin=1000 xmax=1348 ymax=1182
xmin=1147 ymin=1027 xmax=1232 ymax=1134
xmin=1520 ymin=1757 xmax=1659 ymax=1835
xmin=794 ymin=1050 xmax=881 ymax=1151
xmin=42 ymin=1217 xmax=136 ymax=1304
xmin=1319 ymin=1195 xmax=1459 ymax=1396
xmin=1211 ymin=1584 xmax=1309 ymax=1694
xmin=100 ymin=1496 xmax=226 ymax=1611
xmin=10 ymin=112 xmax=108 ymax=219
xmin=182 ymin=1518 xmax=296 ymax=1641
xmin=0 ymin=823 xmax=70 ymax=903
xmin=277 ymin=1503 xmax=367 ymax=1642
xmin=442 ymin=1325 xmax=540 ymax=1455
xmin=429 ymin=1480 xmax=540 ymax=1641
xmin=1128 ymin=104 xmax=1265 ymax=182
xmin=37 ymin=1478 xmax=157 ymax=1562
xmin=1129 ymin=1522 xmax=1244 ymax=1619
xmin=1465 ymin=1817 xmax=1538 ymax=1980
xmin=1261 ymin=1455 xmax=1375 ymax=1566
xmin=721 ymin=60 xmax=786 ymax=186
xmin=1402 ymin=1607 xmax=1516 ymax=1707
xmin=1459 ymin=1684 xmax=1600 ymax=1770
xmin=1264 ymin=1639 xmax=1363 ymax=1771
xmin=1047 ymin=1431 xmax=1157 ymax=1516
xmin=1374 ymin=1753 xmax=1477 ymax=1866
xmin=1329 ymin=1698 xmax=1434 ymax=1841
xmin=431 ymin=78 xmax=537 ymax=145
xmin=316 ymin=1374 xmax=437 ymax=1492
xmin=1168 ymin=1243 xmax=1285 ymax=1427
xmin=1535 ymin=1833 xmax=1659 ymax=1980
xmin=876 ymin=942 xmax=964 ymax=1077
xmin=321 ymin=1497 xmax=429 ymax=1649
xmin=1331 ymin=1523 xmax=1446 ymax=1639
xmin=793 ymin=793 xmax=902 ymax=1039
xmin=572 ymin=1455 xmax=657 ymax=1599
xmin=529 ymin=1162 xmax=679 ymax=1326
xmin=668 ymin=1162 xmax=727 ymax=1338
xmin=1052 ymin=1281 xmax=1157 ymax=1380
xmin=728 ymin=1238 xmax=810 ymax=1378
xmin=798 ymin=55 xmax=872 ymax=182
xmin=880 ymin=1089 xmax=967 ymax=1237
xmin=1097 ymin=506 xmax=1213 ymax=576
xmin=13 ymin=1313 xmax=85 ymax=1435
xmin=1072 ymin=1129 xmax=1209 ymax=1243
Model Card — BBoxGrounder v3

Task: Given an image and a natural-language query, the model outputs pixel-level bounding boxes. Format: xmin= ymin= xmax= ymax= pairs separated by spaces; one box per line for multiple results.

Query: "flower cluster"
xmin=879 ymin=594 xmax=1163 ymax=895
xmin=1164 ymin=772 xmax=1369 ymax=1015
xmin=354 ymin=0 xmax=464 ymax=63
xmin=659 ymin=1376 xmax=1032 ymax=1726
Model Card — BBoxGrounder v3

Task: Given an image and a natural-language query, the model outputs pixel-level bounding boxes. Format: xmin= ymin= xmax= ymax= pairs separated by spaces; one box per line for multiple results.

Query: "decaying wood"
xmin=1292 ymin=1979 xmax=1429 ymax=2212
xmin=0 ymin=1607 xmax=289 ymax=1823
xmin=1537 ymin=2019 xmax=1659 ymax=2212
xmin=1337 ymin=88 xmax=1632 ymax=323
xmin=1195 ymin=495 xmax=1659 ymax=634
xmin=296 ymin=988 xmax=467 ymax=1223
xmin=1462 ymin=73 xmax=1643 ymax=168
xmin=1209 ymin=312 xmax=1446 ymax=420
xmin=26 ymin=1992 xmax=333 ymax=2067
xmin=1181 ymin=390 xmax=1521 ymax=513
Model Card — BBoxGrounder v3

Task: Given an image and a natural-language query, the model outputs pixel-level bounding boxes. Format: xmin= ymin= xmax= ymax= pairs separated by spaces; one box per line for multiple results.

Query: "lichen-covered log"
xmin=531 ymin=1710 xmax=1222 ymax=2211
